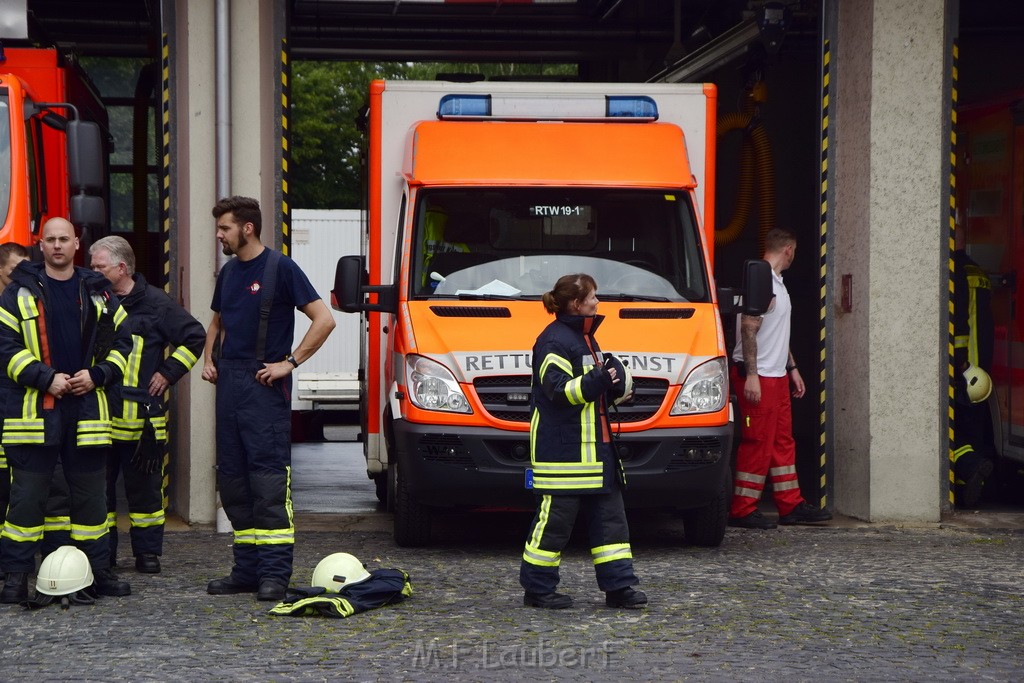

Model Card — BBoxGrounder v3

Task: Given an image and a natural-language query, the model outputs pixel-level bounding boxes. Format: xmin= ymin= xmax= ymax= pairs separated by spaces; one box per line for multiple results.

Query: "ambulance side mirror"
xmin=741 ymin=259 xmax=773 ymax=316
xmin=716 ymin=259 xmax=773 ymax=316
xmin=332 ymin=255 xmax=396 ymax=314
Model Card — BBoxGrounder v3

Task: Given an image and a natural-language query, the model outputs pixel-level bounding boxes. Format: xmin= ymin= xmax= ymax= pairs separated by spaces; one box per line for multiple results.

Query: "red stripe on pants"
xmin=730 ymin=367 xmax=805 ymax=518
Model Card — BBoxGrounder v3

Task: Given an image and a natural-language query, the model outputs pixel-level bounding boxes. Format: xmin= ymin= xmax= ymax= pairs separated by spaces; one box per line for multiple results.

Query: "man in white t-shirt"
xmin=728 ymin=228 xmax=832 ymax=530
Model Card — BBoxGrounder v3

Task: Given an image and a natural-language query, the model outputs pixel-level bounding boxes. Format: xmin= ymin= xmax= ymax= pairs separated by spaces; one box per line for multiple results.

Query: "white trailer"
xmin=291 ymin=209 xmax=362 ymax=415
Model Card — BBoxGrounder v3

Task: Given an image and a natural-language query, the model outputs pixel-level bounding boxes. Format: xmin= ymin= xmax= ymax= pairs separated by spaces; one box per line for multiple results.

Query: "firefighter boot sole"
xmin=523 ymin=591 xmax=573 ymax=609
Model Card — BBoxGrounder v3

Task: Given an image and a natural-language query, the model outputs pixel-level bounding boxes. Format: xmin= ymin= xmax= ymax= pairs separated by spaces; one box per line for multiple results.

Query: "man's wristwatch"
xmin=285 ymin=355 xmax=300 ymax=368
xmin=786 ymin=364 xmax=797 ymax=373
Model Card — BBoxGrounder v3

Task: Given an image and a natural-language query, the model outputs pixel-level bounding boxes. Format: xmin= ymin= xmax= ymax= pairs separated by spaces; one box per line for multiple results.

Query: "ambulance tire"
xmin=680 ymin=470 xmax=729 ymax=547
xmin=393 ymin=458 xmax=433 ymax=547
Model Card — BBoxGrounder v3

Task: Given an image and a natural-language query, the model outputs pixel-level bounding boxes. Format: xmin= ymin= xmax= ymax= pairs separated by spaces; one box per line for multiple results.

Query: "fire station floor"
xmin=16 ymin=428 xmax=1023 ymax=682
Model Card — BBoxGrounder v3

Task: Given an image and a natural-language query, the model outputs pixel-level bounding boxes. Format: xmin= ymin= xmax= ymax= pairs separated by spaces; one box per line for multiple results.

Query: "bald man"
xmin=0 ymin=219 xmax=134 ymax=603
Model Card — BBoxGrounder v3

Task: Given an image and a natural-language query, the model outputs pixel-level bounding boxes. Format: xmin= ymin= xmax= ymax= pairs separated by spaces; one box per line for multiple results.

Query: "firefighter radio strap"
xmin=212 ymin=249 xmax=282 ymax=364
xmin=268 ymin=568 xmax=412 ymax=618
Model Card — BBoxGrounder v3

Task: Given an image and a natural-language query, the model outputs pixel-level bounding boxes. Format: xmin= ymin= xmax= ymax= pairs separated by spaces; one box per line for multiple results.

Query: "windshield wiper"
xmin=599 ymin=293 xmax=671 ymax=302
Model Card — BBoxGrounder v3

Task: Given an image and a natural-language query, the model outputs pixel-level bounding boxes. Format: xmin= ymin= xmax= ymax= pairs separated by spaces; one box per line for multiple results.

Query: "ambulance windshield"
xmin=411 ymin=188 xmax=709 ymax=302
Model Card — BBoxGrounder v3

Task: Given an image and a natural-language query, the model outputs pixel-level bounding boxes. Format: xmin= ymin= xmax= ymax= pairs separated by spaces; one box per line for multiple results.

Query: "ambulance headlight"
xmin=405 ymin=355 xmax=473 ymax=414
xmin=671 ymin=358 xmax=727 ymax=415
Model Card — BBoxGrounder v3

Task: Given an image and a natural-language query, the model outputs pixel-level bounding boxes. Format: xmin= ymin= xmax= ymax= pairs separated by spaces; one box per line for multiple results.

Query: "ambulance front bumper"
xmin=391 ymin=419 xmax=733 ymax=511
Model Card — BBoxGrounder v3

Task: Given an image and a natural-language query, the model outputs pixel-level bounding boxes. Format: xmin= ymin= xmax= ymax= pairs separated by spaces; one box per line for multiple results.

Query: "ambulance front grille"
xmin=417 ymin=434 xmax=475 ymax=467
xmin=665 ymin=436 xmax=725 ymax=469
xmin=472 ymin=375 xmax=669 ymax=424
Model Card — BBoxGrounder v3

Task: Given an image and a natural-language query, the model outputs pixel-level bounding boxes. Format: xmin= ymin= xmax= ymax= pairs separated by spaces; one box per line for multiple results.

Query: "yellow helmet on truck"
xmin=963 ymin=364 xmax=992 ymax=403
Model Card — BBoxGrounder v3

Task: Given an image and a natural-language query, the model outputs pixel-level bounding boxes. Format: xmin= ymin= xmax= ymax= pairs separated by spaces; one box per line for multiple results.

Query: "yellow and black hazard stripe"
xmin=947 ymin=40 xmax=959 ymax=505
xmin=281 ymin=38 xmax=292 ymax=256
xmin=818 ymin=39 xmax=830 ymax=511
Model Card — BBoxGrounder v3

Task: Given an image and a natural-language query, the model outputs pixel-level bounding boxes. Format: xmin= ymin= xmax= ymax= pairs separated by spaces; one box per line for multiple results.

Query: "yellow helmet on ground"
xmin=311 ymin=553 xmax=371 ymax=593
xmin=963 ymin=364 xmax=992 ymax=403
xmin=36 ymin=546 xmax=94 ymax=596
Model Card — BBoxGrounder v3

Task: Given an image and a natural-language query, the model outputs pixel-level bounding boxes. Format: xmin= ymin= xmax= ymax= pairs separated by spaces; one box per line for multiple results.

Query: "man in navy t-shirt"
xmin=202 ymin=196 xmax=335 ymax=602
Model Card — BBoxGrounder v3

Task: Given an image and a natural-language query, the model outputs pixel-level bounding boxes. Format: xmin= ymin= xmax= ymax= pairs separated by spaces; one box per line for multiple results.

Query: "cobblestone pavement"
xmin=1 ymin=510 xmax=1022 ymax=682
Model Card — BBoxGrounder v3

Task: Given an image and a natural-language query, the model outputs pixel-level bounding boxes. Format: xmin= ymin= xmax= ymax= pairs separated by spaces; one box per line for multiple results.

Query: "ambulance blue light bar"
xmin=436 ymin=94 xmax=659 ymax=122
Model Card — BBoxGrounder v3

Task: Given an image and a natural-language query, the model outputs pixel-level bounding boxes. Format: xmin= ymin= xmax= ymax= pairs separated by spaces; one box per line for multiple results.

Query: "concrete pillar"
xmin=831 ymin=0 xmax=953 ymax=522
xmin=169 ymin=0 xmax=285 ymax=524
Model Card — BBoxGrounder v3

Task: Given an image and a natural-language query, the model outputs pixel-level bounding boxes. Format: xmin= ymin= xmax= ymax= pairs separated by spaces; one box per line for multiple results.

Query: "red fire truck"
xmin=0 ymin=46 xmax=109 ymax=253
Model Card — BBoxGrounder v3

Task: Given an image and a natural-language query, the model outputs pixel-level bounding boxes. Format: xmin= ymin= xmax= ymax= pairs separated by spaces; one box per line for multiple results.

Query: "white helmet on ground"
xmin=963 ymin=364 xmax=992 ymax=403
xmin=311 ymin=553 xmax=371 ymax=593
xmin=36 ymin=546 xmax=94 ymax=596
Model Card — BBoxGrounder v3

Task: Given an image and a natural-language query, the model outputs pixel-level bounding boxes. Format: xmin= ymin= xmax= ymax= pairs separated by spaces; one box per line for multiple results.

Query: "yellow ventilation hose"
xmin=715 ymin=82 xmax=776 ymax=255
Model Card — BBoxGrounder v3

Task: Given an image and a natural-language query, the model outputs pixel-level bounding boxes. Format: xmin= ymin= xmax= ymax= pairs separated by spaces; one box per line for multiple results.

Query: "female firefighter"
xmin=518 ymin=273 xmax=647 ymax=610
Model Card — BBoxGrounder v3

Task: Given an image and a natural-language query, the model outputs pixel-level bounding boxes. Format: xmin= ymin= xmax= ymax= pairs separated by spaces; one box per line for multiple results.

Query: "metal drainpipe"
xmin=215 ymin=0 xmax=230 ymax=273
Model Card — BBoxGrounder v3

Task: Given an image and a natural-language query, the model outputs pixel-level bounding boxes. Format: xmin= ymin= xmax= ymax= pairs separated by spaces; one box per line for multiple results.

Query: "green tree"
xmin=290 ymin=61 xmax=576 ymax=209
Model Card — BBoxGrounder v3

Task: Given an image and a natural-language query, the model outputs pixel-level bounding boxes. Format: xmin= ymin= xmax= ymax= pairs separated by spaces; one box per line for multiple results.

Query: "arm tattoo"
xmin=740 ymin=314 xmax=762 ymax=375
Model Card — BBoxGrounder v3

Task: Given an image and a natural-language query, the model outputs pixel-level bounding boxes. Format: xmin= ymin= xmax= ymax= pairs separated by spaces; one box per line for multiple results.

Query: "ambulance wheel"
xmin=393 ymin=459 xmax=432 ymax=547
xmin=385 ymin=462 xmax=397 ymax=513
xmin=680 ymin=470 xmax=729 ymax=547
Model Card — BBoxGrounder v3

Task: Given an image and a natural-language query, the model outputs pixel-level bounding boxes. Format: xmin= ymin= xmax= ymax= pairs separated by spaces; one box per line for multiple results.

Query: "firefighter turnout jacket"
xmin=0 ymin=262 xmax=130 ymax=447
xmin=530 ymin=313 xmax=623 ymax=493
xmin=110 ymin=272 xmax=206 ymax=441
xmin=268 ymin=568 xmax=412 ymax=618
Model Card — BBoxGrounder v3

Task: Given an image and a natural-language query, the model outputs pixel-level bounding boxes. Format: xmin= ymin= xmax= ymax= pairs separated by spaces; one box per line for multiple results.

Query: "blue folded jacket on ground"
xmin=268 ymin=568 xmax=412 ymax=618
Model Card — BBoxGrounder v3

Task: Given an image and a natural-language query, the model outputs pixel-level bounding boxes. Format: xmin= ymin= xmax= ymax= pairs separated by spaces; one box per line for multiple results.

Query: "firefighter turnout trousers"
xmin=215 ymin=359 xmax=295 ymax=586
xmin=106 ymin=439 xmax=166 ymax=558
xmin=730 ymin=367 xmax=804 ymax=519
xmin=520 ymin=490 xmax=638 ymax=594
xmin=0 ymin=399 xmax=111 ymax=573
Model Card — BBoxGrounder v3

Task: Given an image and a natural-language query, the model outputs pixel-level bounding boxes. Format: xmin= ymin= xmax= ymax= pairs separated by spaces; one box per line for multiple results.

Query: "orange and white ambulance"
xmin=334 ymin=80 xmax=769 ymax=546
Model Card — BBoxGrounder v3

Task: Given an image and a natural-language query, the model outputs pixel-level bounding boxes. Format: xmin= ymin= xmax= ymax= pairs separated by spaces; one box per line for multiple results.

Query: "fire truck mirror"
xmin=66 ymin=120 xmax=104 ymax=195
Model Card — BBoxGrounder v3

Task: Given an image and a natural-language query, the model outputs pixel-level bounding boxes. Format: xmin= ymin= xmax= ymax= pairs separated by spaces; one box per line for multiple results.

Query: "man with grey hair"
xmin=90 ymin=235 xmax=206 ymax=574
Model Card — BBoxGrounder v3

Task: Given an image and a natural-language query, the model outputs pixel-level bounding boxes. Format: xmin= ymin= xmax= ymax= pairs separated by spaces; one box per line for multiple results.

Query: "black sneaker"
xmin=606 ymin=586 xmax=648 ymax=609
xmin=135 ymin=554 xmax=161 ymax=574
xmin=0 ymin=572 xmax=28 ymax=604
xmin=93 ymin=567 xmax=132 ymax=596
xmin=728 ymin=511 xmax=777 ymax=529
xmin=523 ymin=591 xmax=573 ymax=609
xmin=256 ymin=579 xmax=288 ymax=602
xmin=778 ymin=501 xmax=833 ymax=526
xmin=207 ymin=575 xmax=258 ymax=595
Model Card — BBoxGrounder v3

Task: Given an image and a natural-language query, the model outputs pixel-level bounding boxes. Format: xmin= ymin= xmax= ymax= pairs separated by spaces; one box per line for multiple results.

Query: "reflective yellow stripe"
xmin=233 ymin=527 xmax=258 ymax=545
xmin=0 ymin=306 xmax=18 ymax=331
xmin=254 ymin=528 xmax=295 ymax=545
xmin=1 ymin=520 xmax=44 ymax=542
xmin=130 ymin=509 xmax=165 ymax=528
xmin=70 ymin=521 xmax=108 ymax=542
xmin=106 ymin=350 xmax=128 ymax=375
xmin=106 ymin=512 xmax=118 ymax=530
xmin=171 ymin=345 xmax=198 ymax=370
xmin=951 ymin=444 xmax=973 ymax=464
xmin=533 ymin=476 xmax=604 ymax=489
xmin=8 ymin=349 xmax=36 ymax=381
xmin=123 ymin=335 xmax=144 ymax=390
xmin=16 ymin=289 xmax=38 ymax=320
xmin=44 ymin=516 xmax=71 ymax=533
xmin=591 ymin=542 xmax=632 ymax=565
xmin=533 ymin=462 xmax=604 ymax=474
xmin=523 ymin=542 xmax=561 ymax=567
xmin=528 ymin=495 xmax=552 ymax=548
xmin=539 ymin=352 xmax=572 ymax=381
